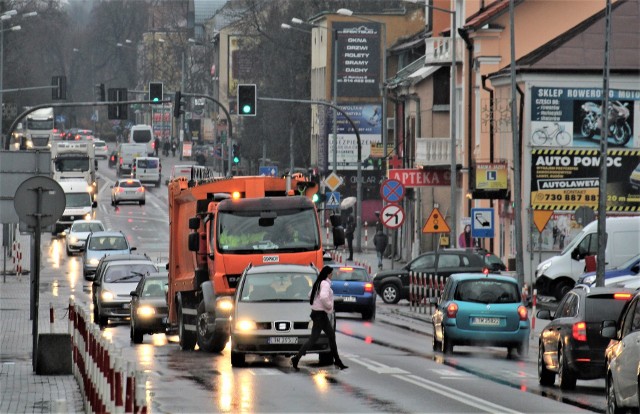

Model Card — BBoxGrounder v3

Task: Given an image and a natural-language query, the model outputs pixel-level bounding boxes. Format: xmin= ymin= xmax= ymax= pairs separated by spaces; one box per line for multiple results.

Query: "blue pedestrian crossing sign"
xmin=471 ymin=208 xmax=494 ymax=238
xmin=326 ymin=191 xmax=340 ymax=208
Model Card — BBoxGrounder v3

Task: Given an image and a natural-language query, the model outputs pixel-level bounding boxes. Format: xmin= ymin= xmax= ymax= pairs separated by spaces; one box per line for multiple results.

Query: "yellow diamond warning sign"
xmin=422 ymin=208 xmax=450 ymax=234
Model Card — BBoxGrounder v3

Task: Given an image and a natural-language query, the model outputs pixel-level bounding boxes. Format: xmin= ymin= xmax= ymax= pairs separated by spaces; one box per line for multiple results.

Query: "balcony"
xmin=415 ymin=137 xmax=459 ymax=167
xmin=424 ymin=37 xmax=463 ymax=66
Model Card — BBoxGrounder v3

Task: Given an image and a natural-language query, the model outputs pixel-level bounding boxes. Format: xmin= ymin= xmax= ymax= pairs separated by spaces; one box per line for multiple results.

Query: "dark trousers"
xmin=346 ymin=236 xmax=354 ymax=260
xmin=295 ymin=310 xmax=340 ymax=362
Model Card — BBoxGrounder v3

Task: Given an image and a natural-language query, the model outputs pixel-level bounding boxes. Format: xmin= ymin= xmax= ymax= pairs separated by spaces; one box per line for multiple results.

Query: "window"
xmin=433 ymin=68 xmax=450 ymax=106
xmin=332 ymin=268 xmax=368 ymax=282
xmin=577 ymin=234 xmax=597 ymax=257
xmin=454 ymin=280 xmax=520 ymax=303
xmin=438 ymin=254 xmax=460 ymax=268
xmin=137 ymin=159 xmax=158 ymax=169
xmin=556 ymin=293 xmax=578 ymax=318
xmin=410 ymin=254 xmax=435 ymax=270
xmin=120 ymin=180 xmax=141 ymax=188
xmin=104 ymin=264 xmax=156 ymax=283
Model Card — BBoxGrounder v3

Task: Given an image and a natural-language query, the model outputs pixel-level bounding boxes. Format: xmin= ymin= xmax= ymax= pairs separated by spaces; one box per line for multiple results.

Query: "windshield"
xmin=55 ymin=158 xmax=90 ymax=172
xmin=88 ymin=236 xmax=129 ymax=251
xmin=26 ymin=119 xmax=54 ymax=130
xmin=104 ymin=264 xmax=156 ymax=283
xmin=71 ymin=222 xmax=104 ymax=233
xmin=132 ymin=130 xmax=151 ymax=143
xmin=141 ymin=277 xmax=168 ymax=297
xmin=66 ymin=192 xmax=92 ymax=208
xmin=216 ymin=208 xmax=320 ymax=253
xmin=238 ymin=272 xmax=313 ymax=302
xmin=137 ymin=159 xmax=158 ymax=168
xmin=560 ymin=228 xmax=586 ymax=255
xmin=454 ymin=279 xmax=520 ymax=304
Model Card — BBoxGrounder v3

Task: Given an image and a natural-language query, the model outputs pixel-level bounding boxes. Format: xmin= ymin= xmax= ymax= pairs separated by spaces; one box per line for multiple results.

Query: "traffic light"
xmin=107 ymin=88 xmax=128 ymax=120
xmin=312 ymin=192 xmax=326 ymax=204
xmin=149 ymin=82 xmax=163 ymax=104
xmin=52 ymin=76 xmax=66 ymax=100
xmin=94 ymin=83 xmax=105 ymax=102
xmin=173 ymin=91 xmax=185 ymax=118
xmin=237 ymin=84 xmax=256 ymax=116
xmin=232 ymin=144 xmax=240 ymax=164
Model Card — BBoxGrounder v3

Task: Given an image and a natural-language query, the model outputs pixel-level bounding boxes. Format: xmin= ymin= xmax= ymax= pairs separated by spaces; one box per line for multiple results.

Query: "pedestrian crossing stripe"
xmin=327 ymin=192 xmax=340 ymax=207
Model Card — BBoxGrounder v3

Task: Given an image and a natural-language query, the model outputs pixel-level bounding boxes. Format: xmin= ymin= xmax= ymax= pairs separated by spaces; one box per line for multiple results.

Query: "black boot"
xmin=334 ymin=358 xmax=348 ymax=370
xmin=291 ymin=355 xmax=300 ymax=371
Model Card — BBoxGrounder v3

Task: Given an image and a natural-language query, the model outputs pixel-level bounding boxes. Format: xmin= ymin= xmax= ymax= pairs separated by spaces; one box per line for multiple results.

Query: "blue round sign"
xmin=380 ymin=179 xmax=405 ymax=203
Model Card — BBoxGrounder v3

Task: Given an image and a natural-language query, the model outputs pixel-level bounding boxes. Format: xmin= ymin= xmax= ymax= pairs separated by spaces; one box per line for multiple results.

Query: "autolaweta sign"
xmin=530 ymin=149 xmax=640 ymax=211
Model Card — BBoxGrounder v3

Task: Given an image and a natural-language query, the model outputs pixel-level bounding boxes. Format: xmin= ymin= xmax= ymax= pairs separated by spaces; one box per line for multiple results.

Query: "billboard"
xmin=334 ymin=22 xmax=381 ymax=98
xmin=326 ymin=103 xmax=382 ymax=171
xmin=530 ymin=149 xmax=640 ymax=211
xmin=530 ymin=87 xmax=640 ymax=149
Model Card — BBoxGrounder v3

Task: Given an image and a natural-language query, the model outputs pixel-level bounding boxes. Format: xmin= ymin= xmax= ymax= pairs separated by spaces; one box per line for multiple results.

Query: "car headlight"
xmin=89 ymin=258 xmax=100 ymax=265
xmin=101 ymin=290 xmax=114 ymax=301
xmin=581 ymin=275 xmax=596 ymax=286
xmin=235 ymin=320 xmax=257 ymax=332
xmin=69 ymin=236 xmax=78 ymax=244
xmin=538 ymin=262 xmax=551 ymax=274
xmin=217 ymin=298 xmax=234 ymax=312
xmin=84 ymin=214 xmax=92 ymax=220
xmin=136 ymin=306 xmax=156 ymax=317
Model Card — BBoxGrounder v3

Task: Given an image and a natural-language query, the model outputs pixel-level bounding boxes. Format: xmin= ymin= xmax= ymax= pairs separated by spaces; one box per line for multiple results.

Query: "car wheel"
xmin=606 ymin=374 xmax=623 ymax=414
xmin=178 ymin=300 xmax=196 ymax=351
xmin=361 ymin=306 xmax=375 ymax=321
xmin=114 ymin=199 xmax=119 ymax=206
xmin=518 ymin=340 xmax=530 ymax=359
xmin=98 ymin=315 xmax=108 ymax=329
xmin=553 ymin=280 xmax=574 ymax=302
xmin=111 ymin=198 xmax=115 ymax=206
xmin=66 ymin=246 xmax=72 ymax=256
xmin=140 ymin=200 xmax=145 ymax=206
xmin=93 ymin=304 xmax=100 ymax=323
xmin=558 ymin=346 xmax=576 ymax=390
xmin=441 ymin=329 xmax=453 ymax=354
xmin=230 ymin=351 xmax=245 ymax=367
xmin=131 ymin=320 xmax=143 ymax=344
xmin=319 ymin=352 xmax=334 ymax=366
xmin=196 ymin=301 xmax=227 ymax=353
xmin=538 ymin=345 xmax=555 ymax=386
xmin=380 ymin=283 xmax=400 ymax=304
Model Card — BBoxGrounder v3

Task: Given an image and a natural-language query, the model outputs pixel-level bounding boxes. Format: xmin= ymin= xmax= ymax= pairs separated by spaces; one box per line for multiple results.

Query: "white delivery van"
xmin=535 ymin=216 xmax=640 ymax=300
xmin=54 ymin=180 xmax=96 ymax=235
xmin=132 ymin=157 xmax=161 ymax=187
xmin=129 ymin=125 xmax=155 ymax=156
xmin=117 ymin=143 xmax=147 ymax=177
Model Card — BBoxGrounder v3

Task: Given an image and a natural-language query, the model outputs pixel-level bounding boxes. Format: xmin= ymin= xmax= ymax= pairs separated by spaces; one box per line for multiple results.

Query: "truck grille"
xmin=31 ymin=136 xmax=49 ymax=147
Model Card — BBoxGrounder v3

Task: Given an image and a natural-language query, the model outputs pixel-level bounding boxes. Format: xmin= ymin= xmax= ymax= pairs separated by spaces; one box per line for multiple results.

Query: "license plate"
xmin=471 ymin=317 xmax=500 ymax=326
xmin=267 ymin=337 xmax=298 ymax=344
xmin=342 ymin=296 xmax=356 ymax=302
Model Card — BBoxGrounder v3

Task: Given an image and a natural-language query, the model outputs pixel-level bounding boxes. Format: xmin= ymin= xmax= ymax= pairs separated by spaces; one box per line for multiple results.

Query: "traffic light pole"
xmin=258 ymin=96 xmax=363 ymax=252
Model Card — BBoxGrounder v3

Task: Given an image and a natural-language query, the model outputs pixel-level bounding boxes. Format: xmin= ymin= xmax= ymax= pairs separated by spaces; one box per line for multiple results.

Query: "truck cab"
xmin=54 ymin=179 xmax=97 ymax=235
xmin=51 ymin=141 xmax=98 ymax=202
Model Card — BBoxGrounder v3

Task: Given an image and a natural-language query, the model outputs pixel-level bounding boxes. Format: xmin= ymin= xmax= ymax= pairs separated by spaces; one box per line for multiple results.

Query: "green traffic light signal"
xmin=312 ymin=193 xmax=319 ymax=203
xmin=237 ymin=84 xmax=256 ymax=116
xmin=241 ymin=104 xmax=252 ymax=114
xmin=233 ymin=156 xmax=240 ymax=164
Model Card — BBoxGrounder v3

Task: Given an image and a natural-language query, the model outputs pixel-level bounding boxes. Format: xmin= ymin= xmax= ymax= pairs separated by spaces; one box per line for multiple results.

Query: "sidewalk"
xmin=0 ymin=254 xmax=84 ymax=413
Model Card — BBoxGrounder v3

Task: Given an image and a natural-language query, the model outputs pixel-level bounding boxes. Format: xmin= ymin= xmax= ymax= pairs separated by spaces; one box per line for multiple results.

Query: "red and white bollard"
xmin=325 ymin=219 xmax=330 ymax=243
xmin=531 ymin=289 xmax=537 ymax=340
xmin=364 ymin=222 xmax=368 ymax=251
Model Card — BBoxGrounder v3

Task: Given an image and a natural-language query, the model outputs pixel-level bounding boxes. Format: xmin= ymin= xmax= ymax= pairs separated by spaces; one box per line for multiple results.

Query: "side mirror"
xmin=188 ymin=232 xmax=200 ymax=252
xmin=600 ymin=320 xmax=618 ymax=339
xmin=130 ymin=291 xmax=138 ymax=297
xmin=93 ymin=280 xmax=100 ymax=286
xmin=571 ymin=248 xmax=581 ymax=261
xmin=536 ymin=309 xmax=552 ymax=320
xmin=188 ymin=217 xmax=200 ymax=230
xmin=130 ymin=247 xmax=137 ymax=252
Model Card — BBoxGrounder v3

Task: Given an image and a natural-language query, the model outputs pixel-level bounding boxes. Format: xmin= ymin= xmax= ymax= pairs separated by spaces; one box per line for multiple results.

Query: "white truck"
xmin=51 ymin=141 xmax=98 ymax=203
xmin=24 ymin=107 xmax=55 ymax=149
xmin=53 ymin=179 xmax=96 ymax=235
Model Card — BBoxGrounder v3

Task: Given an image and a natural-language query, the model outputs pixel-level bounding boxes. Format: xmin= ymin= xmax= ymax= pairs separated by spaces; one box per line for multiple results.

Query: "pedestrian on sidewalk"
xmin=345 ymin=210 xmax=355 ymax=261
xmin=374 ymin=211 xmax=383 ymax=232
xmin=373 ymin=229 xmax=389 ymax=270
xmin=291 ymin=266 xmax=348 ymax=371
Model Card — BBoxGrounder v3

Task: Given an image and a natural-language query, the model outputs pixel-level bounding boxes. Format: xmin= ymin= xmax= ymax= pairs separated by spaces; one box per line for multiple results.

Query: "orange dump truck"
xmin=167 ymin=174 xmax=344 ymax=352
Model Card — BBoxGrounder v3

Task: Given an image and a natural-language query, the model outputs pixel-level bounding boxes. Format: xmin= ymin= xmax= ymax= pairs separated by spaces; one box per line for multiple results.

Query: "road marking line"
xmin=394 ymin=374 xmax=522 ymax=414
xmin=347 ymin=357 xmax=409 ymax=374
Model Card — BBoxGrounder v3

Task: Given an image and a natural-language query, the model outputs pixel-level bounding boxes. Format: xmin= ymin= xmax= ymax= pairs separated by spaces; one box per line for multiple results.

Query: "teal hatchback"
xmin=432 ymin=273 xmax=530 ymax=358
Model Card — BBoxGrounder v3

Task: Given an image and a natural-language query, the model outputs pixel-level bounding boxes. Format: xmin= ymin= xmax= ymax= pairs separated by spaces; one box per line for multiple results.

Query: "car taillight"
xmin=517 ymin=305 xmax=528 ymax=321
xmin=136 ymin=187 xmax=145 ymax=193
xmin=119 ymin=158 xmax=123 ymax=165
xmin=446 ymin=302 xmax=458 ymax=318
xmin=572 ymin=321 xmax=587 ymax=342
xmin=364 ymin=283 xmax=373 ymax=293
xmin=116 ymin=188 xmax=124 ymax=193
xmin=614 ymin=293 xmax=632 ymax=300
xmin=482 ymin=267 xmax=490 ymax=275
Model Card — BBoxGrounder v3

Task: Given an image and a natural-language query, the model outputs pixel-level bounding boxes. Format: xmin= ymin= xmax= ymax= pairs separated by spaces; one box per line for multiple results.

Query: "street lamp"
xmin=1 ymin=10 xmax=36 ymax=147
xmin=335 ymin=8 xmax=388 ymax=253
xmin=406 ymin=0 xmax=458 ymax=246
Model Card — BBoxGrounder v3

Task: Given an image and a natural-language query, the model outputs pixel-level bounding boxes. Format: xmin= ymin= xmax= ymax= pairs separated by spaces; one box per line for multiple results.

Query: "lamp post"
xmin=406 ymin=0 xmax=458 ymax=246
xmin=1 ymin=10 xmax=36 ymax=147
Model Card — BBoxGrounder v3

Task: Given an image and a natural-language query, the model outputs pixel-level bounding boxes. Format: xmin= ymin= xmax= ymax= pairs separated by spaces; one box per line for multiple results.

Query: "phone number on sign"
xmin=537 ymin=193 xmax=598 ymax=202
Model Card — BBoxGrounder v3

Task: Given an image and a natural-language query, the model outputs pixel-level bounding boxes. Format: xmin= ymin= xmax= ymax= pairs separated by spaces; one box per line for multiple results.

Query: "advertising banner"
xmin=530 ymin=149 xmax=640 ymax=211
xmin=334 ymin=22 xmax=381 ymax=98
xmin=475 ymin=163 xmax=508 ymax=190
xmin=530 ymin=86 xmax=639 ymax=149
xmin=326 ymin=103 xmax=382 ymax=170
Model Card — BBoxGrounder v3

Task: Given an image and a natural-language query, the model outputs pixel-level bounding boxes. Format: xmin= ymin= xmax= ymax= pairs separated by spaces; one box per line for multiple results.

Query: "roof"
xmin=89 ymin=230 xmax=126 ymax=237
xmin=386 ymin=57 xmax=440 ymax=90
xmin=449 ymin=273 xmax=518 ymax=283
xmin=490 ymin=0 xmax=638 ymax=77
xmin=246 ymin=264 xmax=318 ymax=274
xmin=98 ymin=254 xmax=150 ymax=263
xmin=462 ymin=0 xmax=514 ymax=31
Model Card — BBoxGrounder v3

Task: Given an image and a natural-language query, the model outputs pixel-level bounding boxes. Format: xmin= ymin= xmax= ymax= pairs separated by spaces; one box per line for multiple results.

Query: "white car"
xmin=111 ymin=178 xmax=145 ymax=206
xmin=65 ymin=219 xmax=105 ymax=256
xmin=94 ymin=139 xmax=108 ymax=159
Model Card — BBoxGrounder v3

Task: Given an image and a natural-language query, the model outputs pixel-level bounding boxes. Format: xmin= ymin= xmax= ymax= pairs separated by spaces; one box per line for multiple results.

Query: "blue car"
xmin=576 ymin=254 xmax=640 ymax=287
xmin=329 ymin=264 xmax=376 ymax=321
xmin=432 ymin=273 xmax=530 ymax=357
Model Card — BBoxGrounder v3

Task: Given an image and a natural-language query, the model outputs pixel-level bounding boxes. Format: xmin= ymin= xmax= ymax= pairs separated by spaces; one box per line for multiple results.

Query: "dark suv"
xmin=372 ymin=248 xmax=506 ymax=304
xmin=537 ymin=285 xmax=634 ymax=389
